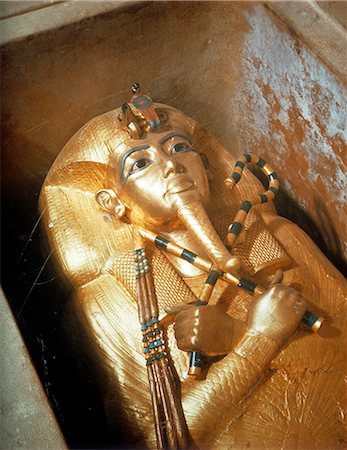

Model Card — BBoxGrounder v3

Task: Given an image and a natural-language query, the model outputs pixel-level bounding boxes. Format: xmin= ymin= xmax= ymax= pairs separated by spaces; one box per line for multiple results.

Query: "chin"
xmin=145 ymin=217 xmax=183 ymax=234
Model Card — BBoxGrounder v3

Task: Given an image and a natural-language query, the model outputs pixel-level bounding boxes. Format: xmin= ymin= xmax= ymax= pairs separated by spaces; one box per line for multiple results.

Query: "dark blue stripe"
xmin=181 ymin=249 xmax=197 ymax=263
xmin=269 ymin=172 xmax=278 ymax=180
xmin=228 ymin=222 xmax=243 ymax=235
xmin=302 ymin=311 xmax=318 ymax=328
xmin=240 ymin=200 xmax=252 ymax=212
xmin=257 ymin=157 xmax=267 ymax=168
xmin=232 ymin=172 xmax=241 ymax=183
xmin=260 ymin=194 xmax=268 ymax=203
xmin=206 ymin=270 xmax=220 ymax=286
xmin=237 ymin=277 xmax=257 ymax=293
xmin=189 ymin=352 xmax=202 ymax=368
xmin=242 ymin=153 xmax=252 ymax=163
xmin=155 ymin=236 xmax=169 ymax=250
xmin=235 ymin=161 xmax=245 ymax=169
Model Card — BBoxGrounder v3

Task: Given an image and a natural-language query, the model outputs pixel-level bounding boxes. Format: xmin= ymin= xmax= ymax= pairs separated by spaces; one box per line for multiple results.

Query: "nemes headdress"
xmin=50 ymin=83 xmax=193 ymax=170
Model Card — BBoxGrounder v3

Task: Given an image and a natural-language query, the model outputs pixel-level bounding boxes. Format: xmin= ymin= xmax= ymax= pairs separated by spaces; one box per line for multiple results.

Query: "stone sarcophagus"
xmin=1 ymin=2 xmax=346 ymax=449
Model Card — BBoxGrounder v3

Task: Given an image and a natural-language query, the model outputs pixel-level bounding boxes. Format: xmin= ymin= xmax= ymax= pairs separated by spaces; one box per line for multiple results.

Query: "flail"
xmin=133 ymin=227 xmax=192 ymax=450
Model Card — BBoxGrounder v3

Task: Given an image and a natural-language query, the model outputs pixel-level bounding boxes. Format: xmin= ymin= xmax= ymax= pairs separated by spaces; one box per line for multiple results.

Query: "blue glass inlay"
xmin=189 ymin=352 xmax=202 ymax=367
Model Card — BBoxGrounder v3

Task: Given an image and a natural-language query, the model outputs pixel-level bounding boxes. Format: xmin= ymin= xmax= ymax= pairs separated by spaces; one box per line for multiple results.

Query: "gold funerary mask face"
xmin=96 ymin=84 xmax=240 ymax=273
xmin=107 ymin=126 xmax=210 ymax=231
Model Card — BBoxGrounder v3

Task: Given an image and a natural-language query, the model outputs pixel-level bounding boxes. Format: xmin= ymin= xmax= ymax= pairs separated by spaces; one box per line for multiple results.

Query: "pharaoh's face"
xmin=109 ymin=128 xmax=210 ymax=231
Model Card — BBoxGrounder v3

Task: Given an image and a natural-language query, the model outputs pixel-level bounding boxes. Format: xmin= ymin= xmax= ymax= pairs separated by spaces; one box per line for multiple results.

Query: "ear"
xmin=95 ymin=189 xmax=126 ymax=218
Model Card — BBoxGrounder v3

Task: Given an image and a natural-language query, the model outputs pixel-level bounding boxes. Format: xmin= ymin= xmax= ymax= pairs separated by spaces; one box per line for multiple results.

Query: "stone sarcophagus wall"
xmin=1 ymin=2 xmax=346 ymax=448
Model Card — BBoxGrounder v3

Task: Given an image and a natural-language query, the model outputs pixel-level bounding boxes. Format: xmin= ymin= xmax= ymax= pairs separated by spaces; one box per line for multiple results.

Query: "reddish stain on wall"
xmin=233 ymin=6 xmax=346 ymax=268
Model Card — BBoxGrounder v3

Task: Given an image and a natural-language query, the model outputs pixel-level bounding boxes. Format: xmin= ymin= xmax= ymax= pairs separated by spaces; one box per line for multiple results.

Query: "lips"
xmin=164 ymin=176 xmax=195 ymax=196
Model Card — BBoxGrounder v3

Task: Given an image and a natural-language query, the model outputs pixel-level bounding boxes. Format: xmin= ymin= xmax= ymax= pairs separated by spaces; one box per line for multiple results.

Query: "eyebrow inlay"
xmin=119 ymin=145 xmax=150 ymax=184
xmin=119 ymin=133 xmax=192 ymax=187
xmin=159 ymin=133 xmax=192 ymax=145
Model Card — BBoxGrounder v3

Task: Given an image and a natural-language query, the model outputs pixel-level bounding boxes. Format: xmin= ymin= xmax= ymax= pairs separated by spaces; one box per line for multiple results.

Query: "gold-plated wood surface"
xmin=40 ymin=104 xmax=346 ymax=449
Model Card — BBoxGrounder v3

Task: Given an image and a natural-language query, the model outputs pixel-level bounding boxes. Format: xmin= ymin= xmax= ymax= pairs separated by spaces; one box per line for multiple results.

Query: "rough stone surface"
xmin=235 ymin=4 xmax=347 ymax=269
xmin=0 ymin=291 xmax=66 ymax=450
xmin=1 ymin=1 xmax=346 ymax=446
xmin=0 ymin=1 xmax=142 ymax=45
xmin=268 ymin=1 xmax=347 ymax=85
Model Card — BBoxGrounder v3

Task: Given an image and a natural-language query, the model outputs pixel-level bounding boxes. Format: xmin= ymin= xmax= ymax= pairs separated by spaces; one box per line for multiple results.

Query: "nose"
xmin=163 ymin=159 xmax=184 ymax=178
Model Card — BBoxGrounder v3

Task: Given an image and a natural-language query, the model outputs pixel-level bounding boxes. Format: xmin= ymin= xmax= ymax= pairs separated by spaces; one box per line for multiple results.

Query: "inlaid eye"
xmin=130 ymin=158 xmax=152 ymax=174
xmin=170 ymin=142 xmax=191 ymax=154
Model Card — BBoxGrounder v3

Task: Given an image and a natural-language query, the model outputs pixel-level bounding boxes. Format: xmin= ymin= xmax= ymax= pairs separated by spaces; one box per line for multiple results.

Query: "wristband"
xmin=234 ymin=329 xmax=280 ymax=369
